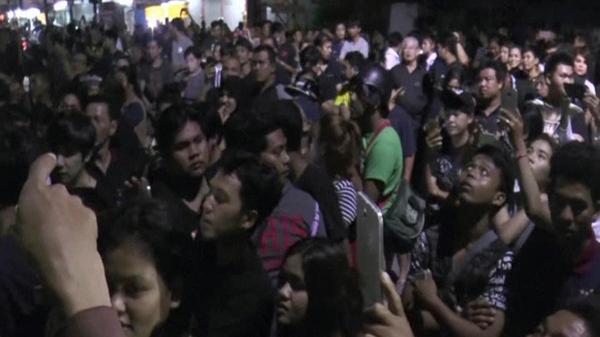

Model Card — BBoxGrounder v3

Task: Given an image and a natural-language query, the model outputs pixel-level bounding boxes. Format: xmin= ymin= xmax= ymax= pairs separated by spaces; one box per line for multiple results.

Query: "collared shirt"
xmin=384 ymin=47 xmax=401 ymax=70
xmin=340 ymin=37 xmax=369 ymax=59
xmin=390 ymin=63 xmax=428 ymax=124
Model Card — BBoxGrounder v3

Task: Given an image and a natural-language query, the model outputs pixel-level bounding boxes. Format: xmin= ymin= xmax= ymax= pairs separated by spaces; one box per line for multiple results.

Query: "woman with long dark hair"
xmin=277 ymin=238 xmax=363 ymax=337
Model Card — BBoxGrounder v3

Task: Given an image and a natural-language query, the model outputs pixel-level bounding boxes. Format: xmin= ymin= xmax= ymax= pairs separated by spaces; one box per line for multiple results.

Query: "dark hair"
xmin=388 ymin=32 xmax=403 ymax=48
xmin=574 ymin=47 xmax=591 ymax=64
xmin=438 ymin=32 xmax=459 ymax=57
xmin=344 ymin=51 xmax=366 ymax=72
xmin=184 ymin=45 xmax=203 ymax=59
xmin=318 ymin=114 xmax=361 ymax=179
xmin=529 ymin=133 xmax=558 ymax=155
xmin=272 ymin=22 xmax=285 ymax=35
xmin=347 ymin=20 xmax=361 ymax=29
xmin=224 ymin=109 xmax=281 ymax=155
xmin=270 ymin=100 xmax=303 ymax=153
xmin=156 ymin=105 xmax=209 ymax=155
xmin=235 ymin=38 xmax=253 ymax=52
xmin=563 ymin=295 xmax=600 ymax=337
xmin=314 ymin=33 xmax=332 ymax=48
xmin=443 ymin=66 xmax=466 ymax=89
xmin=47 ymin=114 xmax=96 ymax=157
xmin=253 ymin=45 xmax=276 ymax=64
xmin=544 ymin=52 xmax=574 ymax=77
xmin=85 ymin=94 xmax=122 ymax=121
xmin=523 ymin=44 xmax=544 ymax=61
xmin=479 ymin=59 xmax=507 ymax=84
xmin=219 ymin=152 xmax=283 ymax=227
xmin=282 ymin=238 xmax=363 ymax=337
xmin=171 ymin=18 xmax=186 ymax=33
xmin=472 ymin=144 xmax=515 ymax=204
xmin=550 ymin=142 xmax=600 ymax=204
xmin=300 ymin=46 xmax=321 ymax=70
xmin=0 ymin=126 xmax=42 ymax=206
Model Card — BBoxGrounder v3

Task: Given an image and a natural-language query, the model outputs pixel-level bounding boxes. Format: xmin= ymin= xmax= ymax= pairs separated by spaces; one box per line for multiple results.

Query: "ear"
xmin=545 ymin=74 xmax=552 ymax=86
xmin=240 ymin=210 xmax=259 ymax=231
xmin=109 ymin=120 xmax=118 ymax=137
xmin=492 ymin=191 xmax=507 ymax=208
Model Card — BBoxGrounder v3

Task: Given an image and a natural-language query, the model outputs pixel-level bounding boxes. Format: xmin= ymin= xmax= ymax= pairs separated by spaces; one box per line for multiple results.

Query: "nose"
xmin=56 ymin=155 xmax=65 ymax=168
xmin=202 ymin=194 xmax=215 ymax=214
xmin=278 ymin=282 xmax=292 ymax=300
xmin=281 ymin=150 xmax=290 ymax=166
xmin=110 ymin=292 xmax=127 ymax=315
xmin=560 ymin=205 xmax=575 ymax=225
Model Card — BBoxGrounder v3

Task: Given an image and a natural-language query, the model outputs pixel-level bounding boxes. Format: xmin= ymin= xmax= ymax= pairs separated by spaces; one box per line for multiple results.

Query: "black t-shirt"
xmin=317 ymin=60 xmax=344 ymax=102
xmin=294 ymin=164 xmax=347 ymax=241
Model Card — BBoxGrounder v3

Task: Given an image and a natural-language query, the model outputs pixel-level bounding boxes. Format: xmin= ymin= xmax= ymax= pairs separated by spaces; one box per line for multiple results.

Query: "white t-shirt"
xmin=340 ymin=37 xmax=369 ymax=60
xmin=384 ymin=47 xmax=400 ymax=70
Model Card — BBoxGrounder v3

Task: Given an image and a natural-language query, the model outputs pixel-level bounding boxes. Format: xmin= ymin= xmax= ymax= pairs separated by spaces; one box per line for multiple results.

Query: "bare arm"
xmin=425 ymin=297 xmax=505 ymax=337
xmin=403 ymin=156 xmax=415 ymax=182
xmin=364 ymin=179 xmax=384 ymax=204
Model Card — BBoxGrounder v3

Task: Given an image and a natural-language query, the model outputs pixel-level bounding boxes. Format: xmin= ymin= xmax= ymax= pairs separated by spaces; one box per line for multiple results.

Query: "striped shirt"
xmin=333 ymin=179 xmax=358 ymax=228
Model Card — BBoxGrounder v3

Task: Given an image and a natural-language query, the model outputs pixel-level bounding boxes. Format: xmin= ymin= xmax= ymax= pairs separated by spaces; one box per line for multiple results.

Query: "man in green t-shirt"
xmin=353 ymin=64 xmax=404 ymax=214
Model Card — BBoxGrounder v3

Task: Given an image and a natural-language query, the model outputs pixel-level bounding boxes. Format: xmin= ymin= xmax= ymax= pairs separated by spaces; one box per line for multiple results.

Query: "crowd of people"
xmin=2 ymin=13 xmax=600 ymax=337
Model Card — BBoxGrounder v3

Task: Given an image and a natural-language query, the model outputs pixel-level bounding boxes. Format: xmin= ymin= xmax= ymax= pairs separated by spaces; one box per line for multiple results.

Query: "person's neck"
xmin=456 ymin=204 xmax=494 ymax=247
xmin=241 ymin=62 xmax=252 ymax=77
xmin=546 ymin=92 xmax=566 ymax=108
xmin=405 ymin=60 xmax=418 ymax=73
xmin=151 ymin=57 xmax=163 ymax=68
xmin=289 ymin=152 xmax=309 ymax=181
xmin=450 ymin=131 xmax=470 ymax=148
xmin=96 ymin=142 xmax=112 ymax=174
xmin=352 ymin=35 xmax=360 ymax=43
xmin=260 ymin=77 xmax=275 ymax=93
xmin=484 ymin=95 xmax=502 ymax=116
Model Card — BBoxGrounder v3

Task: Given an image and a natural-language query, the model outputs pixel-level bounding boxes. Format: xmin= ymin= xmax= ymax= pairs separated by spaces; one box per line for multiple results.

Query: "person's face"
xmin=548 ymin=64 xmax=574 ymax=97
xmin=402 ymin=38 xmax=419 ymax=63
xmin=508 ymin=47 xmax=522 ymax=69
xmin=260 ymin=129 xmax=290 ymax=183
xmin=342 ymin=60 xmax=357 ymax=80
xmin=59 ymin=94 xmax=82 ymax=113
xmin=574 ymin=54 xmax=588 ymax=77
xmin=219 ymin=90 xmax=237 ymax=121
xmin=422 ymin=38 xmax=435 ymax=55
xmin=293 ymin=31 xmax=303 ymax=44
xmin=446 ymin=78 xmax=462 ymax=92
xmin=523 ymin=51 xmax=539 ymax=71
xmin=536 ymin=77 xmax=549 ymax=98
xmin=55 ymin=151 xmax=85 ymax=185
xmin=146 ymin=41 xmax=161 ymax=61
xmin=335 ymin=24 xmax=346 ymax=40
xmin=489 ymin=41 xmax=500 ymax=58
xmin=223 ymin=57 xmax=241 ymax=79
xmin=528 ymin=139 xmax=553 ymax=189
xmin=277 ymin=253 xmax=308 ymax=326
xmin=253 ymin=50 xmax=275 ymax=83
xmin=72 ymin=53 xmax=88 ymax=74
xmin=186 ymin=53 xmax=201 ymax=73
xmin=499 ymin=46 xmax=510 ymax=64
xmin=116 ymin=58 xmax=130 ymax=69
xmin=200 ymin=170 xmax=253 ymax=240
xmin=549 ymin=176 xmax=598 ymax=248
xmin=319 ymin=41 xmax=333 ymax=61
xmin=458 ymin=154 xmax=505 ymax=206
xmin=85 ymin=102 xmax=116 ymax=146
xmin=444 ymin=110 xmax=472 ymax=137
xmin=169 ymin=121 xmax=208 ymax=178
xmin=105 ymin=241 xmax=177 ymax=337
xmin=212 ymin=25 xmax=223 ymax=39
xmin=348 ymin=26 xmax=361 ymax=39
xmin=527 ymin=310 xmax=590 ymax=337
xmin=236 ymin=46 xmax=251 ymax=64
xmin=478 ymin=68 xmax=503 ymax=100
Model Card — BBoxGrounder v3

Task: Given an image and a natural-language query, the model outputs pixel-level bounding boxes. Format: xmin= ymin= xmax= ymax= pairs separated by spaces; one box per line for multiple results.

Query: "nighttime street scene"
xmin=2 ymin=0 xmax=600 ymax=337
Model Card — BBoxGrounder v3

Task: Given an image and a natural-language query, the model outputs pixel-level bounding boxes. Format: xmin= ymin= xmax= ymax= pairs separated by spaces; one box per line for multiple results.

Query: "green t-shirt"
xmin=363 ymin=126 xmax=404 ymax=213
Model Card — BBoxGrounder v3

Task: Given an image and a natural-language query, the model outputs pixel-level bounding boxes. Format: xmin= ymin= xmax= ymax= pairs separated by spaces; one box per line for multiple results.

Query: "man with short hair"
xmin=225 ymin=109 xmax=326 ymax=282
xmin=251 ymin=45 xmax=291 ymax=109
xmin=384 ymin=32 xmax=403 ymax=70
xmin=523 ymin=52 xmax=588 ymax=144
xmin=235 ymin=38 xmax=254 ymax=79
xmin=340 ymin=20 xmax=369 ymax=59
xmin=475 ymin=60 xmax=506 ymax=138
xmin=193 ymin=153 xmax=282 ymax=337
xmin=170 ymin=18 xmax=194 ymax=72
xmin=505 ymin=142 xmax=600 ymax=337
xmin=315 ymin=33 xmax=344 ymax=105
xmin=141 ymin=39 xmax=173 ymax=102
xmin=222 ymin=55 xmax=242 ymax=79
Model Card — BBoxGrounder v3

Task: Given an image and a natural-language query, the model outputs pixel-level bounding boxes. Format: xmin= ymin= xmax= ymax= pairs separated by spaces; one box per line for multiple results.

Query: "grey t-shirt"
xmin=171 ymin=36 xmax=194 ymax=70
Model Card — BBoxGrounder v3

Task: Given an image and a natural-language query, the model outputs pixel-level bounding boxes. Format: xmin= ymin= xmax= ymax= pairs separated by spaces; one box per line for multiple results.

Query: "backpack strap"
xmin=366 ymin=119 xmax=392 ymax=155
